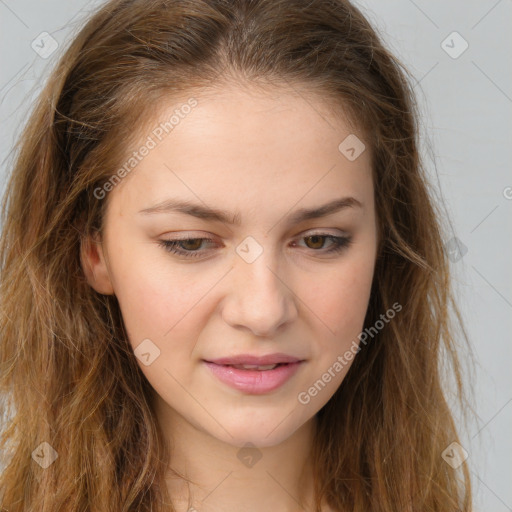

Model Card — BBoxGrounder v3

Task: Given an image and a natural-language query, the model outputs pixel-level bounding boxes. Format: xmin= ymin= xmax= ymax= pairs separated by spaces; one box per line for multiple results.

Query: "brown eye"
xmin=304 ymin=235 xmax=328 ymax=250
xmin=159 ymin=233 xmax=352 ymax=260
xmin=294 ymin=233 xmax=353 ymax=255
xmin=158 ymin=237 xmax=217 ymax=258
xmin=179 ymin=239 xmax=203 ymax=251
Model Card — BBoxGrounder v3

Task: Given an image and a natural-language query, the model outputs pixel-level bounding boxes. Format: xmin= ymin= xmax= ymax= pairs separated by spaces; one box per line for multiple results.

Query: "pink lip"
xmin=203 ymin=360 xmax=304 ymax=394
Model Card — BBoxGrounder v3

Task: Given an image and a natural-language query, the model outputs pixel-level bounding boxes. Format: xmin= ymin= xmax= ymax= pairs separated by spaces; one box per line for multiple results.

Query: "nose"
xmin=221 ymin=247 xmax=298 ymax=337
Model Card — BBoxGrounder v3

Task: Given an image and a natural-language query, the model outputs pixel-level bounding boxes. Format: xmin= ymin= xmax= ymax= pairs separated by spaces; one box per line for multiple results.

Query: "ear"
xmin=80 ymin=231 xmax=115 ymax=295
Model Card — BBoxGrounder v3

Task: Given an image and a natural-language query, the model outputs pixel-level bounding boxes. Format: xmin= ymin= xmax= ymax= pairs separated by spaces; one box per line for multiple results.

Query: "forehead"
xmin=106 ymin=83 xmax=373 ymax=221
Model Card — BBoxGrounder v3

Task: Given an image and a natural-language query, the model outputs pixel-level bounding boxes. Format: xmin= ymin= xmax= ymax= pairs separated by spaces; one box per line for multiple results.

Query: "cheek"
xmin=298 ymin=254 xmax=375 ymax=342
xmin=294 ymin=258 xmax=374 ymax=397
xmin=108 ymin=245 xmax=212 ymax=349
xmin=111 ymin=265 xmax=209 ymax=388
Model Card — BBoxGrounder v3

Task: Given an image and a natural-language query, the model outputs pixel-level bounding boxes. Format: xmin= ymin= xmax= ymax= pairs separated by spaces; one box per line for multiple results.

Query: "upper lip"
xmin=204 ymin=353 xmax=303 ymax=365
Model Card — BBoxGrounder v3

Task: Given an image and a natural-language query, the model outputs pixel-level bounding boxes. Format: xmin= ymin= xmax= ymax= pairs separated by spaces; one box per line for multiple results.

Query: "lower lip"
xmin=203 ymin=361 xmax=303 ymax=394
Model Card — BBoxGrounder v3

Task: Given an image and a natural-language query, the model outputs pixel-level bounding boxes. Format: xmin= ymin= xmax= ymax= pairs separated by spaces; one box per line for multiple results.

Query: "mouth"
xmin=214 ymin=362 xmax=288 ymax=371
xmin=204 ymin=353 xmax=303 ymax=366
xmin=202 ymin=360 xmax=304 ymax=394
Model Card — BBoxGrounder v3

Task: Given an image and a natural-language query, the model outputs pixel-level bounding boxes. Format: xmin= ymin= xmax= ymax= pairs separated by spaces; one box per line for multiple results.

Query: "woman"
xmin=0 ymin=0 xmax=473 ymax=510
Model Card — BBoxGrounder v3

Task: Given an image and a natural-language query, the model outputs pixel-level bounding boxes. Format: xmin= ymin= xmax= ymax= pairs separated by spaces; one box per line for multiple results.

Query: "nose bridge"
xmin=224 ymin=235 xmax=296 ymax=335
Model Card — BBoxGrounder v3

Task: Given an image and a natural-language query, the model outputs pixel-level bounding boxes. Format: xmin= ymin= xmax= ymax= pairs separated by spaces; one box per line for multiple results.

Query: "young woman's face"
xmin=83 ymin=83 xmax=379 ymax=448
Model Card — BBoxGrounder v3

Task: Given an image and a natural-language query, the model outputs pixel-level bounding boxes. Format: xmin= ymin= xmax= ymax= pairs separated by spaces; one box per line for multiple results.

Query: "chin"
xmin=206 ymin=415 xmax=307 ymax=449
xmin=221 ymin=431 xmax=292 ymax=449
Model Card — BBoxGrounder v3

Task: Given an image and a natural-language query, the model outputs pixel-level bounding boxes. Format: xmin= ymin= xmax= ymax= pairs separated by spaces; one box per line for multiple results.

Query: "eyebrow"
xmin=138 ymin=196 xmax=362 ymax=225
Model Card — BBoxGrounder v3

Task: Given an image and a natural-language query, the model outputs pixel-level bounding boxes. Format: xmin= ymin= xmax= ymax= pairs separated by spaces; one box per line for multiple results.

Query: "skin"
xmin=81 ymin=81 xmax=379 ymax=512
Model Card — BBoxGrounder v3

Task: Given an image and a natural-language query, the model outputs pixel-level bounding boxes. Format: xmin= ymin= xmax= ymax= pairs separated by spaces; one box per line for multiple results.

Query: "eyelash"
xmin=158 ymin=233 xmax=353 ymax=259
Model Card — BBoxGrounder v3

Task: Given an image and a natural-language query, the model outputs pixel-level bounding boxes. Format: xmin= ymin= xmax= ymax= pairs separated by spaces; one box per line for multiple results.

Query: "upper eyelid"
xmin=162 ymin=227 xmax=349 ymax=240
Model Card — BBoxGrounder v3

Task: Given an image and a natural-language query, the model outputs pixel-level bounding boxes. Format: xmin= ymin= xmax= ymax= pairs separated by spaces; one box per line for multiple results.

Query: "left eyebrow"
xmin=138 ymin=196 xmax=363 ymax=225
xmin=287 ymin=196 xmax=363 ymax=224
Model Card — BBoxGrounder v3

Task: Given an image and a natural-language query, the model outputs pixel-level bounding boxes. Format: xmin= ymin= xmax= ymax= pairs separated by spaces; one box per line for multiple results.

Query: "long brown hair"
xmin=0 ymin=0 xmax=474 ymax=510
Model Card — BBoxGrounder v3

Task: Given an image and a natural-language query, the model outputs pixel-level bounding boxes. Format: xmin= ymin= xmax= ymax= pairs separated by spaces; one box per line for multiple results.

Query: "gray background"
xmin=1 ymin=1 xmax=511 ymax=509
